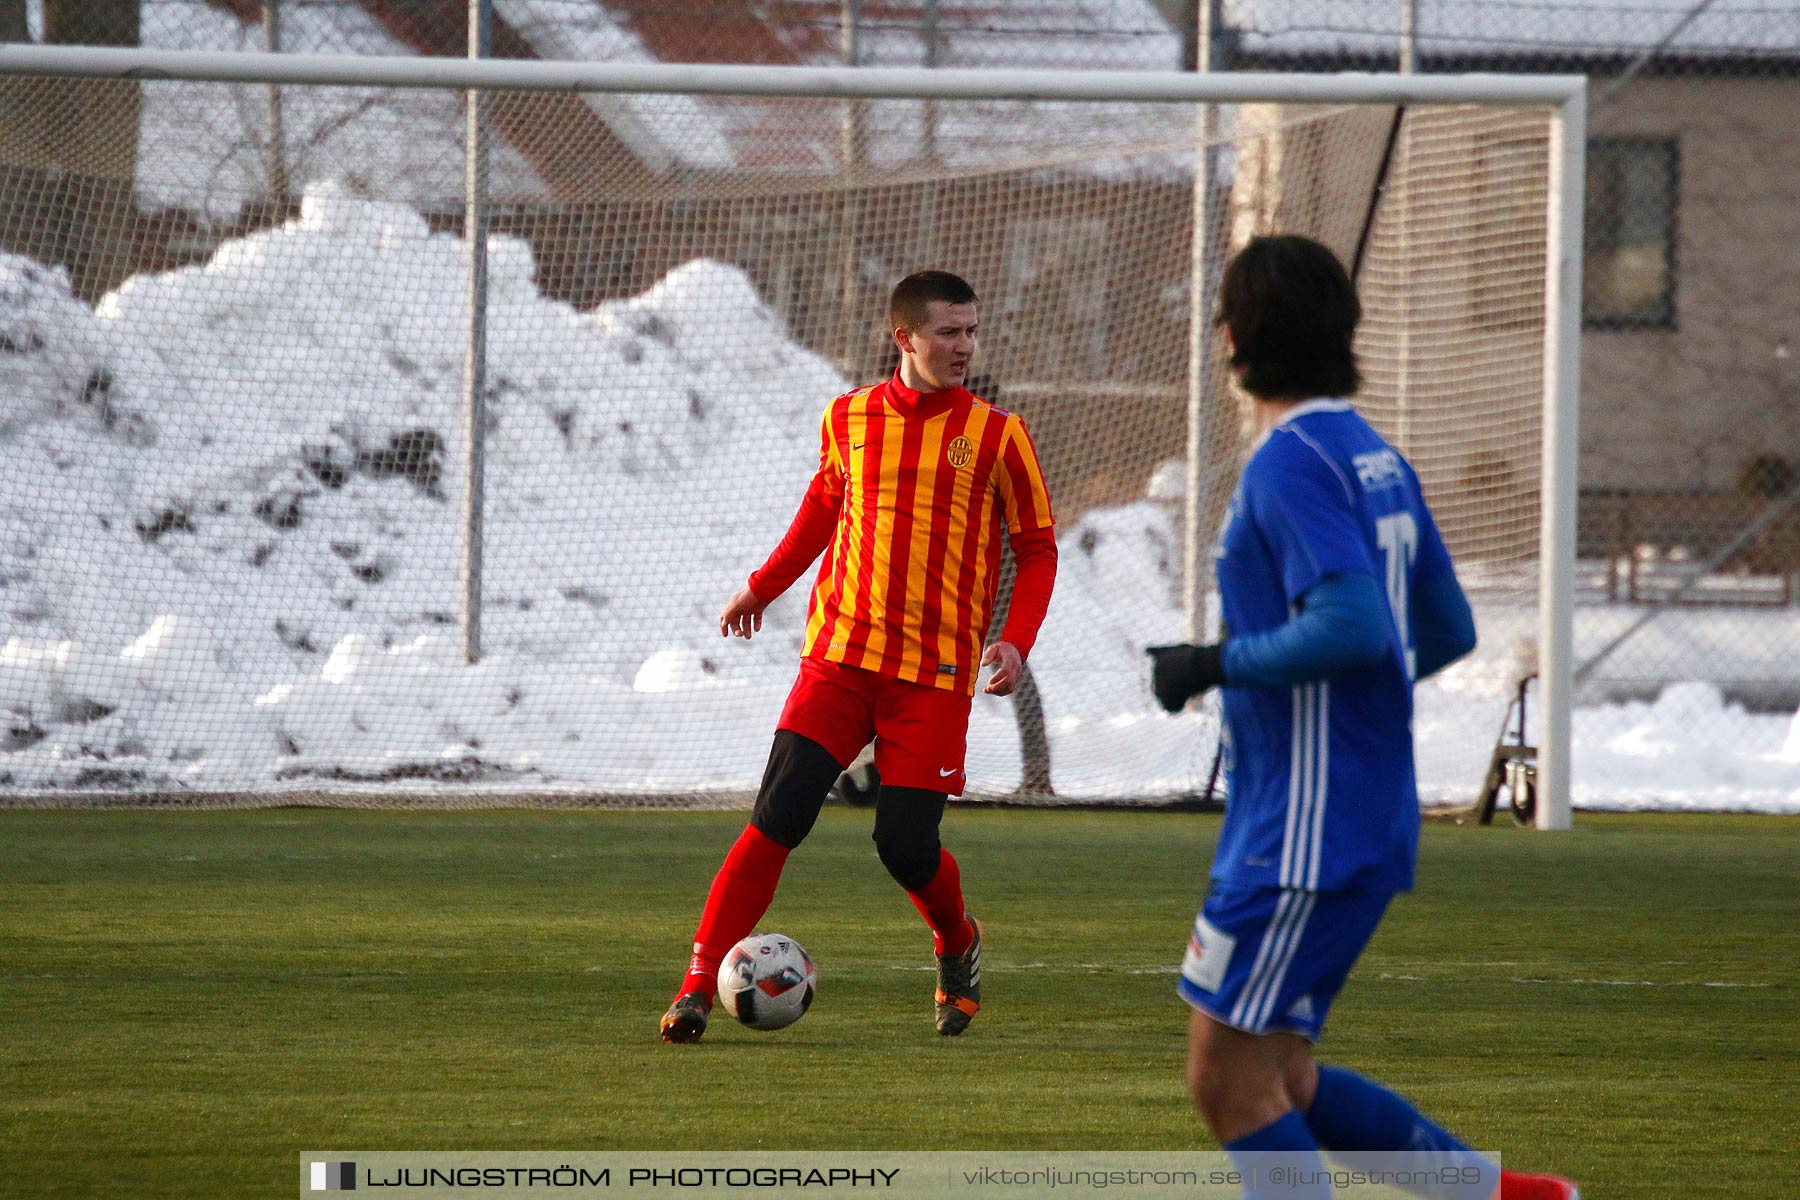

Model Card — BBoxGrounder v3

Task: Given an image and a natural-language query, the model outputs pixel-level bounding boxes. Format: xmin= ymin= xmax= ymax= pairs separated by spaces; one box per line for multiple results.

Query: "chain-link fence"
xmin=1207 ymin=0 xmax=1800 ymax=804
xmin=3 ymin=0 xmax=1796 ymax=808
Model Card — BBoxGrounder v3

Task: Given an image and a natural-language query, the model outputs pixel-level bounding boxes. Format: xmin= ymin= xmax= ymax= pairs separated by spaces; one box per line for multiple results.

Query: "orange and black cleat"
xmin=659 ymin=991 xmax=711 ymax=1044
xmin=933 ymin=916 xmax=983 ymax=1036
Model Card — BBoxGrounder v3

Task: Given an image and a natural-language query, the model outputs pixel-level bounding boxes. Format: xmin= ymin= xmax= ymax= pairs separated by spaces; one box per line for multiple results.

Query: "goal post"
xmin=1540 ymin=86 xmax=1586 ymax=832
xmin=0 ymin=45 xmax=1582 ymax=826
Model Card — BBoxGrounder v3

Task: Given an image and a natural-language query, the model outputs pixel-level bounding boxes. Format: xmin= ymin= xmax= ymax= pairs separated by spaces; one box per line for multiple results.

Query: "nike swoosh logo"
xmin=938 ymin=767 xmax=960 ymax=777
xmin=852 ymin=442 xmax=866 ymax=450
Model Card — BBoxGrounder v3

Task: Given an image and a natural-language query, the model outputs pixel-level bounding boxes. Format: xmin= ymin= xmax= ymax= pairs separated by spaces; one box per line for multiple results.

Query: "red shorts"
xmin=776 ymin=657 xmax=973 ymax=795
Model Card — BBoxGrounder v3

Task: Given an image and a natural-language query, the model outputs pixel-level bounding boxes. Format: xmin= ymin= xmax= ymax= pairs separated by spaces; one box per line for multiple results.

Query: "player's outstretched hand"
xmin=719 ymin=586 xmax=769 ymax=639
xmin=1145 ymin=642 xmax=1227 ymax=712
xmin=981 ymin=641 xmax=1024 ymax=696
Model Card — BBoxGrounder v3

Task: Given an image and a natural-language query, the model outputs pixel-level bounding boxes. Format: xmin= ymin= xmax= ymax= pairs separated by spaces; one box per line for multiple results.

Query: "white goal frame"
xmin=0 ymin=45 xmax=1585 ymax=829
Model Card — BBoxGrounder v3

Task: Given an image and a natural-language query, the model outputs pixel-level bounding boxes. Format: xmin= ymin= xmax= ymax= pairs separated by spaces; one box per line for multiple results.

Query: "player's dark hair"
xmin=1216 ymin=235 xmax=1362 ymax=399
xmin=890 ymin=270 xmax=977 ymax=332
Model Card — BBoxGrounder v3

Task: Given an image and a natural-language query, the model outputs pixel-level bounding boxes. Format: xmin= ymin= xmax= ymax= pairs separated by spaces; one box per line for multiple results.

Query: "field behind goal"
xmin=0 ymin=50 xmax=1583 ymax=821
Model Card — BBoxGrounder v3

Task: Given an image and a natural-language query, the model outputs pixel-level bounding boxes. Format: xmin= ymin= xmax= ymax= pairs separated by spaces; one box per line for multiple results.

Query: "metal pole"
xmin=840 ymin=0 xmax=862 ymax=143
xmin=919 ymin=0 xmax=941 ymax=265
xmin=923 ymin=0 xmax=939 ymax=163
xmin=459 ymin=0 xmax=492 ymax=666
xmin=0 ymin=47 xmax=1593 ymax=106
xmin=261 ymin=1 xmax=290 ymax=205
xmin=1183 ymin=0 xmax=1224 ymax=643
xmin=1394 ymin=0 xmax=1415 ymax=453
xmin=1536 ymin=84 xmax=1587 ymax=830
xmin=838 ymin=0 xmax=864 ymax=368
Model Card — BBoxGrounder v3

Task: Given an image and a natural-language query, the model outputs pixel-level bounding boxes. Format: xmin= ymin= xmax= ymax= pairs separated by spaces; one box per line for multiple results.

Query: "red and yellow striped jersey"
xmin=790 ymin=375 xmax=1055 ymax=695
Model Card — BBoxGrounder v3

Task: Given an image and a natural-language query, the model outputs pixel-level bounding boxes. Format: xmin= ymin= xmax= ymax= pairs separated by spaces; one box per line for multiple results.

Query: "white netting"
xmin=0 ymin=66 xmax=1562 ymax=805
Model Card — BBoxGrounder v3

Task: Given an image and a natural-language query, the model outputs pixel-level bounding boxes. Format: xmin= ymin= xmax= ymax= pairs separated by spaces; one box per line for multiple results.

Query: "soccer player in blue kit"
xmin=1147 ymin=236 xmax=1578 ymax=1200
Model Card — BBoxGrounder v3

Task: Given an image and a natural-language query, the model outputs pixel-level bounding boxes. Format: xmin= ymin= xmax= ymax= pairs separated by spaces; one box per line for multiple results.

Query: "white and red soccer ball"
xmin=716 ymin=933 xmax=816 ymax=1032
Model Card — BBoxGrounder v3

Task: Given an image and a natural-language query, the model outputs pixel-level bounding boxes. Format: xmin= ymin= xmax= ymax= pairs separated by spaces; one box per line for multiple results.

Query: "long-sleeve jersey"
xmin=749 ymin=372 xmax=1057 ymax=697
xmin=1211 ymin=399 xmax=1474 ymax=894
xmin=1220 ymin=571 xmax=1475 ymax=688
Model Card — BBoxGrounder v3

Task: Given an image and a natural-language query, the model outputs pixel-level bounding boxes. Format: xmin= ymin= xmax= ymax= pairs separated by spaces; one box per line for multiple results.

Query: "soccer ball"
xmin=716 ymin=932 xmax=816 ymax=1032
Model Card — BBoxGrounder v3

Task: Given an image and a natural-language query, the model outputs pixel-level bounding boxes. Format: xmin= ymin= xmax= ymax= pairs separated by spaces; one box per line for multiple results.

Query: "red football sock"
xmin=674 ymin=824 xmax=791 ymax=1003
xmin=906 ymin=848 xmax=973 ymax=957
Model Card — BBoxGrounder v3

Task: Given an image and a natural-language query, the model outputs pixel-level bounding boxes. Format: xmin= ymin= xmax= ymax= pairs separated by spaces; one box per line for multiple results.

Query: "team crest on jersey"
xmin=946 ymin=435 xmax=975 ymax=469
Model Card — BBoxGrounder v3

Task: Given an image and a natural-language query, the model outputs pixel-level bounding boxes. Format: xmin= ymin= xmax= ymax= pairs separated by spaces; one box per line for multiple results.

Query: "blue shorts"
xmin=1177 ymin=884 xmax=1392 ymax=1039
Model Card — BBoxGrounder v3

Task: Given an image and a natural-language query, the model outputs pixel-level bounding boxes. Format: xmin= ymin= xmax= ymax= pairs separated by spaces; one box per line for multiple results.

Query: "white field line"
xmin=1498 ymin=977 xmax=1769 ymax=988
xmin=885 ymin=962 xmax=1771 ymax=987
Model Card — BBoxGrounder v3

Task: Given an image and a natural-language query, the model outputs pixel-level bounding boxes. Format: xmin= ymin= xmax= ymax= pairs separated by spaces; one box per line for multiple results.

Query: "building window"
xmin=1584 ymin=136 xmax=1678 ymax=330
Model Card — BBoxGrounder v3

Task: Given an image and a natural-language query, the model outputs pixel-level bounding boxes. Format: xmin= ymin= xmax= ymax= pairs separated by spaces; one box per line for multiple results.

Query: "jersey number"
xmin=1376 ymin=511 xmax=1418 ymax=680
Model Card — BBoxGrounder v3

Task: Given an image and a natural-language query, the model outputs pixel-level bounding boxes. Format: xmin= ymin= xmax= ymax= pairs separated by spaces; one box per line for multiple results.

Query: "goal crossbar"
xmin=0 ymin=44 xmax=1586 ymax=106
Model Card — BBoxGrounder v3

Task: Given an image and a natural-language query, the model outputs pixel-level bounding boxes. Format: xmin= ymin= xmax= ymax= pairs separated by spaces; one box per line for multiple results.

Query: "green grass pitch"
xmin=3 ymin=807 xmax=1796 ymax=1198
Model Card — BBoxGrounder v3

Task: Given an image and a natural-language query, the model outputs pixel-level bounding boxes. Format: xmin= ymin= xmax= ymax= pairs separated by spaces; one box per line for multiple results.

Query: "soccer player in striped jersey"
xmin=1147 ymin=236 xmax=1577 ymax=1200
xmin=660 ymin=269 xmax=1057 ymax=1044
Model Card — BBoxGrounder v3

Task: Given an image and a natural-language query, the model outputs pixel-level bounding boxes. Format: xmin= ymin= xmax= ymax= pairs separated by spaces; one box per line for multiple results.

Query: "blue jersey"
xmin=1212 ymin=400 xmax=1458 ymax=894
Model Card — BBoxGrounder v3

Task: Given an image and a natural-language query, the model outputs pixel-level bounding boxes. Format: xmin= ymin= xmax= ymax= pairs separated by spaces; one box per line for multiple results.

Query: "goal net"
xmin=0 ymin=51 xmax=1579 ymax=812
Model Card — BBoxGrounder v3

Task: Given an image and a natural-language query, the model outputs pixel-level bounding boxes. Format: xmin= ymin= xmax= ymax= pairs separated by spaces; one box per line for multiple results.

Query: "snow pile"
xmin=1 ymin=184 xmax=830 ymax=790
xmin=1572 ymin=683 xmax=1800 ymax=811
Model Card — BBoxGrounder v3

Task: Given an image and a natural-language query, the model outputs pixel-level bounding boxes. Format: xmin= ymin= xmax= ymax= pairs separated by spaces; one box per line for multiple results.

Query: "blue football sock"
xmin=1304 ymin=1064 xmax=1498 ymax=1199
xmin=1223 ymin=1109 xmax=1331 ymax=1199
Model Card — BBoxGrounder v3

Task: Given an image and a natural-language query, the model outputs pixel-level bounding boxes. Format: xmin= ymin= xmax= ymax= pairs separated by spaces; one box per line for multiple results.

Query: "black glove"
xmin=1146 ymin=642 xmax=1228 ymax=713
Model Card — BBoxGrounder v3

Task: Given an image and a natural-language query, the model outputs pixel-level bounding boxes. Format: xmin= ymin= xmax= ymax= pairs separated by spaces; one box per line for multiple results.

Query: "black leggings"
xmin=750 ymin=730 xmax=947 ymax=892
